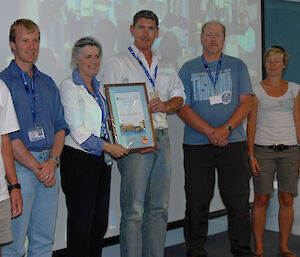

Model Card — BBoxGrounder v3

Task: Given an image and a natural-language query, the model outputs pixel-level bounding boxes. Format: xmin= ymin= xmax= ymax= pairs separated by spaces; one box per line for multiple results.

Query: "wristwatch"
xmin=49 ymin=154 xmax=60 ymax=166
xmin=8 ymin=183 xmax=21 ymax=192
xmin=225 ymin=123 xmax=232 ymax=132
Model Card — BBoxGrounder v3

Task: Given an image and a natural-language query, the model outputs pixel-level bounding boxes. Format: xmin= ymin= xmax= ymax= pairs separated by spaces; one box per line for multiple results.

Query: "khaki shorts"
xmin=0 ymin=199 xmax=12 ymax=245
xmin=253 ymin=145 xmax=299 ymax=195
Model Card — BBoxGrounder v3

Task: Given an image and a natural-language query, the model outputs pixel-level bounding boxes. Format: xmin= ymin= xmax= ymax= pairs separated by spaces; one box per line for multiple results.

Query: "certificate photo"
xmin=105 ymin=83 xmax=157 ymax=152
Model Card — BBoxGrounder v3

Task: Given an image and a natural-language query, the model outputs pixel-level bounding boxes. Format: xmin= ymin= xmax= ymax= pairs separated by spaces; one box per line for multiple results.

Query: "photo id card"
xmin=28 ymin=126 xmax=45 ymax=142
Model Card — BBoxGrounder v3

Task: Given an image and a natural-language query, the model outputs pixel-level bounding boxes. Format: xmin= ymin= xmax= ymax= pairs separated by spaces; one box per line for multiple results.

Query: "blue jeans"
xmin=2 ymin=150 xmax=59 ymax=257
xmin=117 ymin=129 xmax=171 ymax=257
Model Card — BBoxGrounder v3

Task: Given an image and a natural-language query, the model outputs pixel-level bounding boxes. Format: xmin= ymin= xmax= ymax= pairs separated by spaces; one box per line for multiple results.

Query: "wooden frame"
xmin=105 ymin=82 xmax=157 ymax=152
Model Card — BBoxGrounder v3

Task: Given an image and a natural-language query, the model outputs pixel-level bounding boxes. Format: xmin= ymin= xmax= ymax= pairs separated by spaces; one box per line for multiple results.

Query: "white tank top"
xmin=254 ymin=81 xmax=299 ymax=145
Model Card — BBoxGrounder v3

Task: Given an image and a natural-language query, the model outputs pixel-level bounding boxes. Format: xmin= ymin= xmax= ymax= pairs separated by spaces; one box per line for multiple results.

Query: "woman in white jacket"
xmin=59 ymin=37 xmax=128 ymax=257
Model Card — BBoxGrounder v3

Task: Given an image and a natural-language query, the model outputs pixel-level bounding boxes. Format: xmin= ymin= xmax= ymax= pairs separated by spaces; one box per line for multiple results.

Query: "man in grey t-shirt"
xmin=177 ymin=21 xmax=254 ymax=257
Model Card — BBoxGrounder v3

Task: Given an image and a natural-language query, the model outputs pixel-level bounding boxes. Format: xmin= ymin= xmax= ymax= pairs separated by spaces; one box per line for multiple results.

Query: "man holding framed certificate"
xmin=103 ymin=10 xmax=185 ymax=257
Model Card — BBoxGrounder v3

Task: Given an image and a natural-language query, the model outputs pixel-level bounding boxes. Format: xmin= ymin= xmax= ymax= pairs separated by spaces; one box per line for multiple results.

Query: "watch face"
xmin=226 ymin=124 xmax=232 ymax=131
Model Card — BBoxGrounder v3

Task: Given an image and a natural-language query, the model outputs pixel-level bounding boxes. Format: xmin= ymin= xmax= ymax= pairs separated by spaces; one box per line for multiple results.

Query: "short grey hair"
xmin=71 ymin=36 xmax=102 ymax=70
xmin=201 ymin=21 xmax=226 ymax=38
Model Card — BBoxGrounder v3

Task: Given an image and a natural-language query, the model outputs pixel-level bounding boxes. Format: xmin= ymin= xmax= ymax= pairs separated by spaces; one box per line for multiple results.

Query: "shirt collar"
xmin=10 ymin=60 xmax=40 ymax=78
xmin=130 ymin=44 xmax=162 ymax=63
xmin=72 ymin=69 xmax=100 ymax=92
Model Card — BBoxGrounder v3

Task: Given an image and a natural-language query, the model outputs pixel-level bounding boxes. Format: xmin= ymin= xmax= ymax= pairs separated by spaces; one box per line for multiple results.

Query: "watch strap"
xmin=225 ymin=123 xmax=232 ymax=132
xmin=8 ymin=183 xmax=21 ymax=192
xmin=49 ymin=154 xmax=60 ymax=165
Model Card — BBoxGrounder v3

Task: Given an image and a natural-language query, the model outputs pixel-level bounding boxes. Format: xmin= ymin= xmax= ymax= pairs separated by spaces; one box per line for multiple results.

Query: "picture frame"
xmin=105 ymin=83 xmax=157 ymax=152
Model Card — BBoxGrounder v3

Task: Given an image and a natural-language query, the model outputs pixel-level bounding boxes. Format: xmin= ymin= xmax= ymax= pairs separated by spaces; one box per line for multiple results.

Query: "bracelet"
xmin=248 ymin=156 xmax=255 ymax=161
xmin=8 ymin=183 xmax=21 ymax=192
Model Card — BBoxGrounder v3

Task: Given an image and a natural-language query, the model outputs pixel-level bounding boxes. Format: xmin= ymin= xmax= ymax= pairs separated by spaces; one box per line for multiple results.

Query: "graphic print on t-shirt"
xmin=191 ymin=69 xmax=232 ymax=102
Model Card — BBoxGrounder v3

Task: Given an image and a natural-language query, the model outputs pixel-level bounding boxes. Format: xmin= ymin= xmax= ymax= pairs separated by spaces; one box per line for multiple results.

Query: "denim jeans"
xmin=117 ymin=129 xmax=171 ymax=257
xmin=2 ymin=150 xmax=59 ymax=257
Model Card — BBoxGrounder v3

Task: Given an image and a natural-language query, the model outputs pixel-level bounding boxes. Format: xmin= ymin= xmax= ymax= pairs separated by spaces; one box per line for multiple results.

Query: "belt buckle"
xmin=273 ymin=144 xmax=284 ymax=152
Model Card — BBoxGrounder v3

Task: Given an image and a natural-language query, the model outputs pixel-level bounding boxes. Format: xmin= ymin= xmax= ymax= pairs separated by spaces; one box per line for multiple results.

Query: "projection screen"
xmin=0 ymin=0 xmax=262 ymax=251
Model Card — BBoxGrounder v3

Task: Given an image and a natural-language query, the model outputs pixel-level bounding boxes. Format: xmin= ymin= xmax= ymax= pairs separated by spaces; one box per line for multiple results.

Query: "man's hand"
xmin=207 ymin=125 xmax=229 ymax=146
xmin=148 ymin=98 xmax=168 ymax=113
xmin=37 ymin=159 xmax=57 ymax=186
xmin=10 ymin=189 xmax=22 ymax=218
xmin=44 ymin=176 xmax=56 ymax=187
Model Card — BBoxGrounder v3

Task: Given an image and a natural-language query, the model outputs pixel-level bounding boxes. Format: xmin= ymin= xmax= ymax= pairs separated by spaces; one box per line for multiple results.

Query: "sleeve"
xmin=80 ymin=135 xmax=105 ymax=156
xmin=238 ymin=61 xmax=254 ymax=96
xmin=178 ymin=63 xmax=192 ymax=106
xmin=167 ymin=65 xmax=186 ymax=101
xmin=59 ymin=79 xmax=105 ymax=155
xmin=0 ymin=80 xmax=20 ymax=135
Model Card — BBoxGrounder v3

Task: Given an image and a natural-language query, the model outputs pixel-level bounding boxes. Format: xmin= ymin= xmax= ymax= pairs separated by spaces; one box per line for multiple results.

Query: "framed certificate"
xmin=105 ymin=83 xmax=157 ymax=152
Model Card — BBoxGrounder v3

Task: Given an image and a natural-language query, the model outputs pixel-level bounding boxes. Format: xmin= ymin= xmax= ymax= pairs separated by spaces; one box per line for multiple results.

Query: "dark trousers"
xmin=60 ymin=146 xmax=111 ymax=257
xmin=183 ymin=142 xmax=252 ymax=257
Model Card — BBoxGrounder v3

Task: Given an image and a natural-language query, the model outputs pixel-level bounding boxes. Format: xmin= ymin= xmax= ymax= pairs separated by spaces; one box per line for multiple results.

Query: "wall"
xmin=264 ymin=0 xmax=300 ymax=83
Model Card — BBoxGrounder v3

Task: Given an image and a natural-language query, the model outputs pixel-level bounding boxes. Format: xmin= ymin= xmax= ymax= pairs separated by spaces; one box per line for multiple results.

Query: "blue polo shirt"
xmin=179 ymin=54 xmax=253 ymax=145
xmin=0 ymin=60 xmax=69 ymax=151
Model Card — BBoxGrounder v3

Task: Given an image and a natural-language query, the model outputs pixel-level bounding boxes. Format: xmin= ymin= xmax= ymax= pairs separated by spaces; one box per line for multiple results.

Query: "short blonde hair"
xmin=264 ymin=46 xmax=289 ymax=66
xmin=9 ymin=19 xmax=40 ymax=43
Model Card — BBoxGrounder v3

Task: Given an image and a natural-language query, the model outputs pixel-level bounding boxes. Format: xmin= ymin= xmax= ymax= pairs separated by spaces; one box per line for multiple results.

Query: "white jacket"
xmin=59 ymin=76 xmax=104 ymax=152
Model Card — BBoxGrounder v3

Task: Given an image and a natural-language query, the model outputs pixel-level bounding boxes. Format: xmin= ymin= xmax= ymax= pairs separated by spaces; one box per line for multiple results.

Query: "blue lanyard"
xmin=85 ymin=82 xmax=108 ymax=125
xmin=84 ymin=82 xmax=109 ymax=139
xmin=128 ymin=46 xmax=158 ymax=88
xmin=19 ymin=68 xmax=37 ymax=124
xmin=201 ymin=54 xmax=223 ymax=89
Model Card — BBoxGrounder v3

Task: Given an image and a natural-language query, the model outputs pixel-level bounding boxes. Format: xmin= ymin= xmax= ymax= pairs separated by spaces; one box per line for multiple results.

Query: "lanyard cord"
xmin=128 ymin=46 xmax=157 ymax=88
xmin=201 ymin=54 xmax=223 ymax=89
xmin=19 ymin=68 xmax=37 ymax=123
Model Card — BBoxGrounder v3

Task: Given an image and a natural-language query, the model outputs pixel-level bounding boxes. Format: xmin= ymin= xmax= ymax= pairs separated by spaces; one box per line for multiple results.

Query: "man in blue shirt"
xmin=177 ymin=21 xmax=254 ymax=257
xmin=0 ymin=19 xmax=69 ymax=257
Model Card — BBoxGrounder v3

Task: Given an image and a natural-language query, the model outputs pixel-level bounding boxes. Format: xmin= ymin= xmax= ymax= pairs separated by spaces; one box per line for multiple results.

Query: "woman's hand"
xmin=249 ymin=157 xmax=262 ymax=176
xmin=103 ymin=142 xmax=128 ymax=159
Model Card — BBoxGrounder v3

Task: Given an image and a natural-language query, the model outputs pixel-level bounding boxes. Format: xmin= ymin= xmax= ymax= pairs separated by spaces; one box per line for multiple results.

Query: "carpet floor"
xmin=164 ymin=230 xmax=300 ymax=257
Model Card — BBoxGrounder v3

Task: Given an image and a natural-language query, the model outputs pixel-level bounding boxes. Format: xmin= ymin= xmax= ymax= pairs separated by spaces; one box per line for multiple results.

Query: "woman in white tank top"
xmin=247 ymin=46 xmax=300 ymax=257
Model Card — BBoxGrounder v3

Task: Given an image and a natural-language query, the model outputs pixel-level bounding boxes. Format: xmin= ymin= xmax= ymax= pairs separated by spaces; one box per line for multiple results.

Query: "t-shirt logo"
xmin=191 ymin=69 xmax=232 ymax=102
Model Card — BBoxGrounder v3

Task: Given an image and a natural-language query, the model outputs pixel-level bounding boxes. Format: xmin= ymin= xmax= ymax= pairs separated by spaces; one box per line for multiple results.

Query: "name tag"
xmin=209 ymin=94 xmax=222 ymax=105
xmin=149 ymin=90 xmax=159 ymax=100
xmin=209 ymin=91 xmax=232 ymax=105
xmin=28 ymin=127 xmax=45 ymax=142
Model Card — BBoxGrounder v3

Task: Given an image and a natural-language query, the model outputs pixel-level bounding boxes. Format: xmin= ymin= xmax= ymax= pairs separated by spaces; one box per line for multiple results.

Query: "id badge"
xmin=209 ymin=94 xmax=222 ymax=105
xmin=149 ymin=90 xmax=159 ymax=100
xmin=28 ymin=126 xmax=45 ymax=142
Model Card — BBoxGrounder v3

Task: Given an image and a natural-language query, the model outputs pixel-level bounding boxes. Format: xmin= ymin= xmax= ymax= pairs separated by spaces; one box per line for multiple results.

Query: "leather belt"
xmin=255 ymin=144 xmax=298 ymax=152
